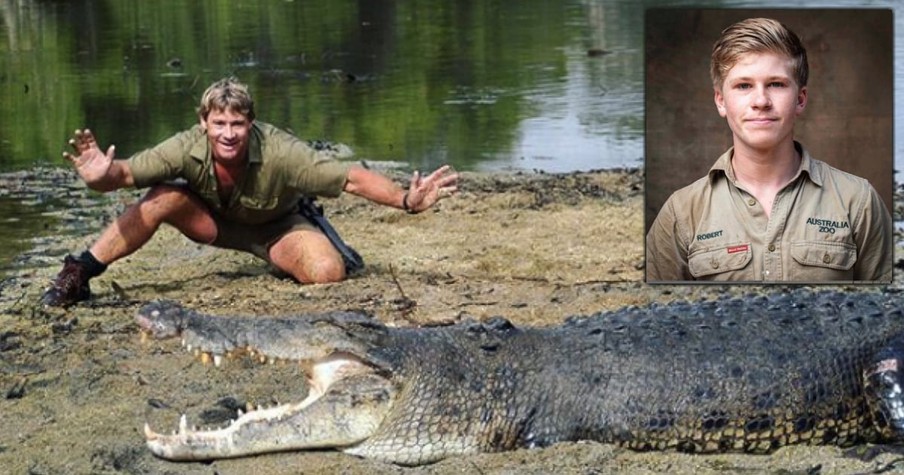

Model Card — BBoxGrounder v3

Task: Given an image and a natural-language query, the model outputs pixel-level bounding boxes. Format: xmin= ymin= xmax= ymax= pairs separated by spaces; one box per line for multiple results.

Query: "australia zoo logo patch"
xmin=806 ymin=217 xmax=849 ymax=235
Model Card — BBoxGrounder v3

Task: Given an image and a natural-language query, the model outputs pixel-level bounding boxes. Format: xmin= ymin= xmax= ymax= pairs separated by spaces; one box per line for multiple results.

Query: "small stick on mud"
xmin=388 ymin=264 xmax=418 ymax=320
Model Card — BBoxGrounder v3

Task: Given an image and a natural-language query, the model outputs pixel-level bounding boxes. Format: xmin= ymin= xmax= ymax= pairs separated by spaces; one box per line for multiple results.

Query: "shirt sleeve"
xmin=126 ymin=129 xmax=197 ymax=189
xmin=851 ymin=182 xmax=894 ymax=282
xmin=646 ymin=197 xmax=691 ymax=281
xmin=282 ymin=138 xmax=351 ymax=198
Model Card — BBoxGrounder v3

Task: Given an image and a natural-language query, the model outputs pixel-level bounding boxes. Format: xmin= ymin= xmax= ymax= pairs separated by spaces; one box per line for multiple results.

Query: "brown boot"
xmin=41 ymin=255 xmax=92 ymax=307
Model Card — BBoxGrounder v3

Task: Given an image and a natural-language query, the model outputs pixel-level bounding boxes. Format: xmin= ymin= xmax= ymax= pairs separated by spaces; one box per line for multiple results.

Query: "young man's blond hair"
xmin=710 ymin=17 xmax=808 ymax=89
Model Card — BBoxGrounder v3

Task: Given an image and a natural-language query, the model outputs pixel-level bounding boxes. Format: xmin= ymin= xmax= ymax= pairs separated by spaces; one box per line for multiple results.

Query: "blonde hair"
xmin=710 ymin=18 xmax=808 ymax=89
xmin=197 ymin=77 xmax=255 ymax=120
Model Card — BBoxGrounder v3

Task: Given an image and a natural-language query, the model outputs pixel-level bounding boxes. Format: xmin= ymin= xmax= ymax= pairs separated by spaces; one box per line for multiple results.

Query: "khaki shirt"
xmin=646 ymin=143 xmax=893 ymax=282
xmin=127 ymin=122 xmax=351 ymax=225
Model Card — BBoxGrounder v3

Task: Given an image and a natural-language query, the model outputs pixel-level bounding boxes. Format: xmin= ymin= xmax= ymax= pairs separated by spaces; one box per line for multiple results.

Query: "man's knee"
xmin=304 ymin=256 xmax=346 ymax=284
xmin=269 ymin=230 xmax=346 ymax=284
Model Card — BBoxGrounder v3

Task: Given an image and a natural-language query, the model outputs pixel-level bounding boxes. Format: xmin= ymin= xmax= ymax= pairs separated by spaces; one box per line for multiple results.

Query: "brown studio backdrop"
xmin=644 ymin=8 xmax=893 ymax=234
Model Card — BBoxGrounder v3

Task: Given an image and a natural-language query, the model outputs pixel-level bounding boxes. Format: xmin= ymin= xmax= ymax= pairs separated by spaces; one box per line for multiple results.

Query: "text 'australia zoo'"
xmin=806 ymin=217 xmax=850 ymax=235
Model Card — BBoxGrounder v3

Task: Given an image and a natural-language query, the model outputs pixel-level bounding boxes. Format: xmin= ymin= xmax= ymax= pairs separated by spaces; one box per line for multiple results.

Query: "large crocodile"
xmin=136 ymin=289 xmax=904 ymax=465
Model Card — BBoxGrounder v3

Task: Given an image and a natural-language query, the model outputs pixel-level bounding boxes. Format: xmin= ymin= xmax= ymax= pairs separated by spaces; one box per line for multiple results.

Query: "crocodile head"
xmin=136 ymin=300 xmax=399 ymax=461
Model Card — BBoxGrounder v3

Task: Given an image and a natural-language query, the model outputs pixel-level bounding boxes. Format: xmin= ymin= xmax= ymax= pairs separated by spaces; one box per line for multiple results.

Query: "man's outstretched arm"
xmin=343 ymin=165 xmax=458 ymax=213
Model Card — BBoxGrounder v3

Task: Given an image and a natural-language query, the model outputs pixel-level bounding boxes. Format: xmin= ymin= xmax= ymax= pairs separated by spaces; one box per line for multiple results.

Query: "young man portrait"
xmin=645 ymin=10 xmax=893 ymax=283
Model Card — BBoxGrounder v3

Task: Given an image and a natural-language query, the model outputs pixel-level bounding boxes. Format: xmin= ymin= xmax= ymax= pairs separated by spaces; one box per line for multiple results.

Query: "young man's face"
xmin=714 ymin=51 xmax=807 ymax=154
xmin=200 ymin=108 xmax=252 ymax=166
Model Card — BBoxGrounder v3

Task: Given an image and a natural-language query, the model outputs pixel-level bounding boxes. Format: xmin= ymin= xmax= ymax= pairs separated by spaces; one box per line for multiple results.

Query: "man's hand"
xmin=63 ymin=129 xmax=116 ymax=186
xmin=404 ymin=165 xmax=459 ymax=213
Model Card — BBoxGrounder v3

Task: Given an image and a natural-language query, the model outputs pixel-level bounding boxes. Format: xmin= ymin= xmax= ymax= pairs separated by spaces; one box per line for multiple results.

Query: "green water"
xmin=0 ymin=0 xmax=646 ymax=174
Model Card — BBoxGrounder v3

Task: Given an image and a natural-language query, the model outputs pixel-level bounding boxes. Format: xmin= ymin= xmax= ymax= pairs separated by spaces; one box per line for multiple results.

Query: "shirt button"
xmin=747 ymin=198 xmax=756 ymax=206
xmin=768 ymin=244 xmax=775 ymax=252
xmin=823 ymin=253 xmax=831 ymax=264
xmin=711 ymin=260 xmax=719 ymax=269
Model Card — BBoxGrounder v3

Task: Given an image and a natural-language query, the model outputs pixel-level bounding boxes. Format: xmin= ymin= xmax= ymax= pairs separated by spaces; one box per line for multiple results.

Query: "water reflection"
xmin=0 ymin=0 xmax=645 ymax=174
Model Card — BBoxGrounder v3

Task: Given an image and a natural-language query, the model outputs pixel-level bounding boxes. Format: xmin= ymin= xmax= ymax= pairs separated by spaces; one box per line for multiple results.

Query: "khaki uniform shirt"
xmin=127 ymin=122 xmax=351 ymax=225
xmin=646 ymin=143 xmax=892 ymax=282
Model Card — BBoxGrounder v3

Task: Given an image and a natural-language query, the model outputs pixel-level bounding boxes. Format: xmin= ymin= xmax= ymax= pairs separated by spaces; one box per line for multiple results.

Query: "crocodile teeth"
xmin=213 ymin=355 xmax=223 ymax=367
xmin=179 ymin=414 xmax=188 ymax=435
xmin=237 ymin=409 xmax=244 ymax=417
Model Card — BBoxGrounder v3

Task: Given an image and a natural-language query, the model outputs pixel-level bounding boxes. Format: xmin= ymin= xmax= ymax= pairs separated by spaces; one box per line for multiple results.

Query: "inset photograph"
xmin=644 ymin=9 xmax=893 ymax=283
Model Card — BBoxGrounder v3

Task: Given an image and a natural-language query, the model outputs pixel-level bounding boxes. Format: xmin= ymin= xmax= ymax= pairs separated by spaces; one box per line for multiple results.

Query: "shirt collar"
xmin=708 ymin=141 xmax=821 ymax=187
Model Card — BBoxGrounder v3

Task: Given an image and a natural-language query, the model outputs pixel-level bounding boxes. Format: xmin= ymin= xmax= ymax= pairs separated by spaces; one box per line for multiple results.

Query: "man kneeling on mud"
xmin=42 ymin=77 xmax=458 ymax=307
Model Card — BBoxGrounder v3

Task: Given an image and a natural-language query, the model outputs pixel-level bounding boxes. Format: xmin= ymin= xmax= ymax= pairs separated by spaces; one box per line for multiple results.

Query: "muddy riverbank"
xmin=1 ymin=167 xmax=903 ymax=474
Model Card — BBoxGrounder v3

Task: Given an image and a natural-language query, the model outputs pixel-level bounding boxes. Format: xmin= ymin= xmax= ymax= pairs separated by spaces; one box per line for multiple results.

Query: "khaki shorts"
xmin=209 ymin=212 xmax=318 ymax=263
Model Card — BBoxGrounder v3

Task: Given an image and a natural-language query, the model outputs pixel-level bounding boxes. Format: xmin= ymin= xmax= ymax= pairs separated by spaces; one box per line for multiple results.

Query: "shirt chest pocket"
xmin=790 ymin=241 xmax=856 ymax=271
xmin=238 ymin=176 xmax=283 ymax=211
xmin=688 ymin=243 xmax=753 ymax=279
xmin=239 ymin=195 xmax=280 ymax=210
